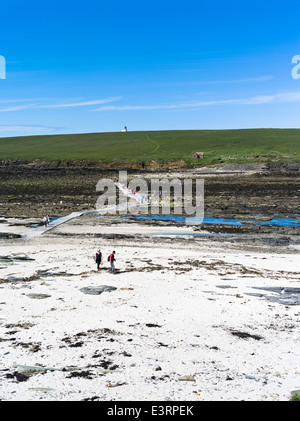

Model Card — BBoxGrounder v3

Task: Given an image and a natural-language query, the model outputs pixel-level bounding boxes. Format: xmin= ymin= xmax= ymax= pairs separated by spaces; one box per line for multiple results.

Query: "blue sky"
xmin=0 ymin=0 xmax=300 ymax=137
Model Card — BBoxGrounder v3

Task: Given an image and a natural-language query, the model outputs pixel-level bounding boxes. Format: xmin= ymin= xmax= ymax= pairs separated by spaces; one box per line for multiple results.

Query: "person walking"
xmin=108 ymin=251 xmax=116 ymax=274
xmin=95 ymin=249 xmax=102 ymax=271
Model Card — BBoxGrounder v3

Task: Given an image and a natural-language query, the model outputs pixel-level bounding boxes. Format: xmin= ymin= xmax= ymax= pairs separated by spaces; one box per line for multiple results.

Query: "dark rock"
xmin=5 ymin=371 xmax=29 ymax=382
xmin=230 ymin=330 xmax=263 ymax=341
xmin=26 ymin=293 xmax=51 ymax=299
xmin=0 ymin=233 xmax=22 ymax=239
xmin=79 ymin=285 xmax=117 ymax=295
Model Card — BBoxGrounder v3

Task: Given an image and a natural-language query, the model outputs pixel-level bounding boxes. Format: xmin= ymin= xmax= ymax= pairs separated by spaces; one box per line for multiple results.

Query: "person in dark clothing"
xmin=95 ymin=249 xmax=102 ymax=270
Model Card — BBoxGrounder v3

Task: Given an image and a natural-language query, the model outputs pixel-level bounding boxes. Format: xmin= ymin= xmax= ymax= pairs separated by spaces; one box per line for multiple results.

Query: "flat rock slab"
xmin=248 ymin=286 xmax=300 ymax=306
xmin=0 ymin=255 xmax=35 ymax=261
xmin=14 ymin=364 xmax=83 ymax=376
xmin=79 ymin=285 xmax=117 ymax=295
xmin=26 ymin=293 xmax=51 ymax=299
xmin=14 ymin=365 xmax=59 ymax=375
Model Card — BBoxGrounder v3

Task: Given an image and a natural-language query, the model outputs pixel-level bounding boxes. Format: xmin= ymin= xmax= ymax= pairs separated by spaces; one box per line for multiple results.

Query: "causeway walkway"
xmin=25 ymin=183 xmax=142 ymax=238
xmin=25 ymin=210 xmax=97 ymax=238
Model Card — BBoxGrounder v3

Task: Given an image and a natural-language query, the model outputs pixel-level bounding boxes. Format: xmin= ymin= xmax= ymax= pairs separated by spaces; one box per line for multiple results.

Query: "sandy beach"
xmin=1 ymin=0 xmax=300 ymax=404
xmin=0 ymin=214 xmax=299 ymax=401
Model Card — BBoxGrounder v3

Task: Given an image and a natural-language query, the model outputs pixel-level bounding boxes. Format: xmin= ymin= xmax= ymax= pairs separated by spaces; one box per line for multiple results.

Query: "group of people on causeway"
xmin=95 ymin=249 xmax=116 ymax=273
xmin=119 ymin=183 xmax=154 ymax=205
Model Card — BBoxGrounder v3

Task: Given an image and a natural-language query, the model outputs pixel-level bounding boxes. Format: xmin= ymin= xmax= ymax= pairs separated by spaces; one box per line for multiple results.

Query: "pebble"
xmin=29 ymin=387 xmax=55 ymax=393
xmin=178 ymin=375 xmax=196 ymax=382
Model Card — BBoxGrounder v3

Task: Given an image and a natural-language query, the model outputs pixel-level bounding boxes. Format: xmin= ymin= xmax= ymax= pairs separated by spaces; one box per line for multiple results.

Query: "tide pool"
xmin=122 ymin=215 xmax=300 ymax=227
xmin=256 ymin=218 xmax=300 ymax=226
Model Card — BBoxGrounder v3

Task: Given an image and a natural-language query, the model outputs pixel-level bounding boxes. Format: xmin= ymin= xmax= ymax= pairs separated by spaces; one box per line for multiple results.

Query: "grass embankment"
xmin=0 ymin=129 xmax=299 ymax=165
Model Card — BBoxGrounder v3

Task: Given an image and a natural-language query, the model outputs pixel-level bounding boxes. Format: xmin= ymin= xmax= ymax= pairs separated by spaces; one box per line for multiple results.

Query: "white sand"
xmin=0 ymin=219 xmax=299 ymax=401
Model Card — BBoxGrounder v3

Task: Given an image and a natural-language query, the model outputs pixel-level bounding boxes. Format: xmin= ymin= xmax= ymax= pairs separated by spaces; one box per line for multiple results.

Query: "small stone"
xmin=275 ymin=372 xmax=282 ymax=377
xmin=245 ymin=375 xmax=256 ymax=380
xmin=153 ymin=365 xmax=162 ymax=371
xmin=29 ymin=387 xmax=55 ymax=393
xmin=178 ymin=375 xmax=196 ymax=382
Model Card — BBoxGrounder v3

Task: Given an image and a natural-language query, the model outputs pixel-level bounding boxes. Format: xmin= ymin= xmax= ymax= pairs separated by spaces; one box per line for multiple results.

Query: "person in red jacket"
xmin=109 ymin=251 xmax=116 ymax=273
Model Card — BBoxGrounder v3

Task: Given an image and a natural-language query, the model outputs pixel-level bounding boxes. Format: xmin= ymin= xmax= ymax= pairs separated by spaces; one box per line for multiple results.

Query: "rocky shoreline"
xmin=0 ymin=162 xmax=299 ymax=240
xmin=0 ymin=159 xmax=299 ymax=401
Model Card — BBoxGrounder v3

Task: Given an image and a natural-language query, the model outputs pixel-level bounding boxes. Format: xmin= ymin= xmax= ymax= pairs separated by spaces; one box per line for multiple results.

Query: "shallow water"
xmin=256 ymin=218 xmax=300 ymax=226
xmin=122 ymin=215 xmax=300 ymax=227
xmin=149 ymin=232 xmax=235 ymax=236
xmin=122 ymin=215 xmax=242 ymax=225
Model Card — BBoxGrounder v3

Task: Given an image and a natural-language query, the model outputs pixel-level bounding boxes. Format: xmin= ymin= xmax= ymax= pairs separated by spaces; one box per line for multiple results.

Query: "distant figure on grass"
xmin=95 ymin=249 xmax=102 ymax=271
xmin=108 ymin=251 xmax=116 ymax=274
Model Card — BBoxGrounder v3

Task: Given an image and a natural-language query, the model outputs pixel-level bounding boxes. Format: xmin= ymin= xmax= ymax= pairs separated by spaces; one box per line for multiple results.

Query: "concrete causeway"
xmin=25 ymin=183 xmax=141 ymax=238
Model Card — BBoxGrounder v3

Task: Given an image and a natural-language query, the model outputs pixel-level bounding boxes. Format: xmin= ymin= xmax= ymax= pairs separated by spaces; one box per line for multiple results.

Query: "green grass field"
xmin=0 ymin=129 xmax=299 ymax=165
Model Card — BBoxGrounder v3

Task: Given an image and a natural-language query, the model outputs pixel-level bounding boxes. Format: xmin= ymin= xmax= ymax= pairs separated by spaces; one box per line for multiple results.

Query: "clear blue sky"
xmin=0 ymin=0 xmax=300 ymax=137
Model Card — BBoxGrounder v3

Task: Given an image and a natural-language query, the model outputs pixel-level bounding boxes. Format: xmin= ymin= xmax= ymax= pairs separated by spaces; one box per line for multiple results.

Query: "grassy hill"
xmin=0 ymin=129 xmax=299 ymax=165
